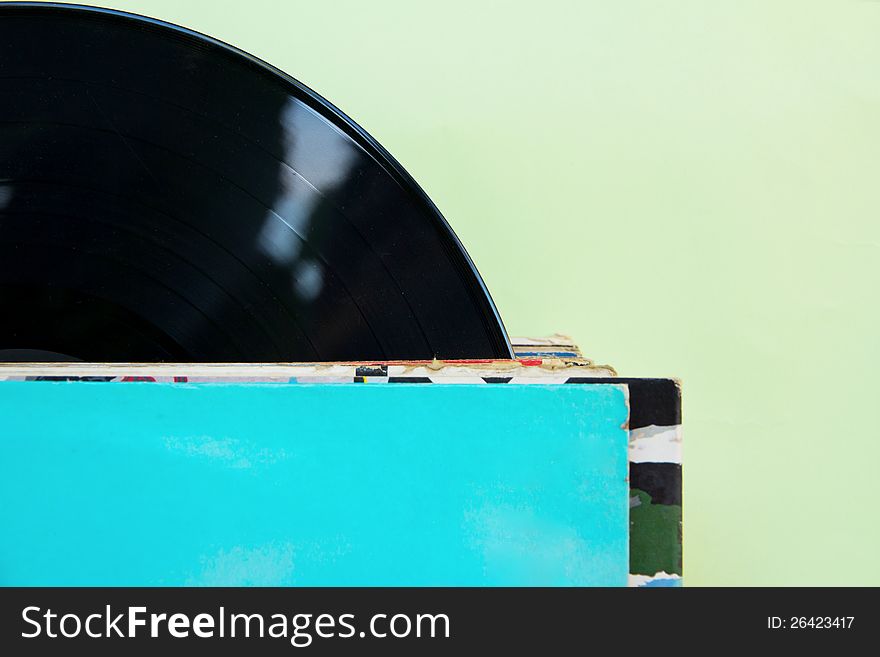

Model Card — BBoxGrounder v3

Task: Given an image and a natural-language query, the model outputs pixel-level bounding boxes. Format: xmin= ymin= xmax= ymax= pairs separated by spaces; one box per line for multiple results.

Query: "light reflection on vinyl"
xmin=0 ymin=3 xmax=512 ymax=362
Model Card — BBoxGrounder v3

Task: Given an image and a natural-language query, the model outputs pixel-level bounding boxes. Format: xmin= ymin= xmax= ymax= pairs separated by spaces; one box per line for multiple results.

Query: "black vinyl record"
xmin=0 ymin=3 xmax=512 ymax=362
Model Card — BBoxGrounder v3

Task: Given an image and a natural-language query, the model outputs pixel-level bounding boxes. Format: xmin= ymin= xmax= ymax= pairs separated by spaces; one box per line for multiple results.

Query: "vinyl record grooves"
xmin=0 ymin=3 xmax=512 ymax=362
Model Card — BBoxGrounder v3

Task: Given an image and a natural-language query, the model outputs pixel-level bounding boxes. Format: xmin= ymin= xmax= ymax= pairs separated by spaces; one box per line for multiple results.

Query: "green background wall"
xmin=59 ymin=0 xmax=879 ymax=585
